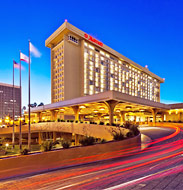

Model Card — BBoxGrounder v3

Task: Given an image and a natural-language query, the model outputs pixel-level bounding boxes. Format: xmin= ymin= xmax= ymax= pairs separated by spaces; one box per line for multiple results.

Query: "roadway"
xmin=0 ymin=125 xmax=183 ymax=190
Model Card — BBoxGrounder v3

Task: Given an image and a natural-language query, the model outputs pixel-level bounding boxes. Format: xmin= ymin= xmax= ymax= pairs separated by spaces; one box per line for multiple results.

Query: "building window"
xmin=68 ymin=34 xmax=79 ymax=45
xmin=95 ymin=48 xmax=99 ymax=52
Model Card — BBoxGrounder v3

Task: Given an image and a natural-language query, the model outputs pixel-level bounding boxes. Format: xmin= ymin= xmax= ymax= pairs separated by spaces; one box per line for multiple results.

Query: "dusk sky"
xmin=0 ymin=0 xmax=183 ymax=108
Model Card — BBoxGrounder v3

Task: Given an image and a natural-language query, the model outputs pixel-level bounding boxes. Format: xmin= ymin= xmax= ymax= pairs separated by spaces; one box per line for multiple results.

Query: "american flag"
xmin=13 ymin=60 xmax=19 ymax=68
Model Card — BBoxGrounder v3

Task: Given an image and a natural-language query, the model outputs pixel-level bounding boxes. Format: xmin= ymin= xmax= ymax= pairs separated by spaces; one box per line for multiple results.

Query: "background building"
xmin=46 ymin=21 xmax=164 ymax=103
xmin=0 ymin=82 xmax=20 ymax=119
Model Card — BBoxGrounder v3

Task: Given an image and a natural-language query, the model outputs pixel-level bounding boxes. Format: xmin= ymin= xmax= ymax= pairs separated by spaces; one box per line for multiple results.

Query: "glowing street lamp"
xmin=115 ymin=109 xmax=121 ymax=113
xmin=80 ymin=105 xmax=86 ymax=109
xmin=99 ymin=107 xmax=105 ymax=111
xmin=60 ymin=108 xmax=65 ymax=112
xmin=5 ymin=143 xmax=9 ymax=149
xmin=5 ymin=116 xmax=9 ymax=123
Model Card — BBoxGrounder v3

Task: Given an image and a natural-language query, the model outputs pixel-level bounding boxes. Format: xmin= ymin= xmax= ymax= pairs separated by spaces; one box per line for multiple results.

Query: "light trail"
xmin=104 ymin=164 xmax=183 ymax=190
xmin=20 ymin=139 xmax=183 ymax=189
xmin=55 ymin=125 xmax=179 ymax=165
xmin=86 ymin=152 xmax=183 ymax=189
xmin=73 ymin=148 xmax=183 ymax=190
xmin=49 ymin=126 xmax=180 ymax=169
xmin=1 ymin=125 xmax=182 ymax=190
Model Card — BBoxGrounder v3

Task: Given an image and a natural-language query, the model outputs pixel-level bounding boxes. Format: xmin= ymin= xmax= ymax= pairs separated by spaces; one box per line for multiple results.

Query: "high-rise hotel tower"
xmin=46 ymin=21 xmax=164 ymax=103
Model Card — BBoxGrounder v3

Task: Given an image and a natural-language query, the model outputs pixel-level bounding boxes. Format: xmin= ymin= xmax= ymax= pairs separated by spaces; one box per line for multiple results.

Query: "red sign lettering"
xmin=84 ymin=33 xmax=103 ymax=47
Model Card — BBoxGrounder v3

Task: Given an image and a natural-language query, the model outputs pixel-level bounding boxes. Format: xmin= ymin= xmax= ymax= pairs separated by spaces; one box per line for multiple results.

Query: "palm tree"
xmin=38 ymin=102 xmax=44 ymax=106
xmin=33 ymin=102 xmax=37 ymax=107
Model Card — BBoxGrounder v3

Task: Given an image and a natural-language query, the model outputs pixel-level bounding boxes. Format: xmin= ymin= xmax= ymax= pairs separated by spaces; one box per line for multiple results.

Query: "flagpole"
xmin=12 ymin=60 xmax=15 ymax=149
xmin=28 ymin=40 xmax=31 ymax=150
xmin=19 ymin=51 xmax=22 ymax=150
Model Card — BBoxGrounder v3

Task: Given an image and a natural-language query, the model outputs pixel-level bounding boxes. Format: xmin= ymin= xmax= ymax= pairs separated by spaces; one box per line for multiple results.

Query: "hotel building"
xmin=47 ymin=21 xmax=163 ymax=103
xmin=29 ymin=21 xmax=183 ymax=125
xmin=0 ymin=83 xmax=20 ymax=119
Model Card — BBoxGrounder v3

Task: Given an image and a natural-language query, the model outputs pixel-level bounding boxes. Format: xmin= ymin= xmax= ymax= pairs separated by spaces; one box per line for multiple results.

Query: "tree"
xmin=38 ymin=102 xmax=44 ymax=106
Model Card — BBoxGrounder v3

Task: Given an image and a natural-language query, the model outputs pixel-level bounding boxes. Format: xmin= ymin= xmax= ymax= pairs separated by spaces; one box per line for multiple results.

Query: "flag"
xmin=30 ymin=42 xmax=41 ymax=57
xmin=13 ymin=60 xmax=24 ymax=70
xmin=13 ymin=60 xmax=19 ymax=68
xmin=20 ymin=52 xmax=29 ymax=63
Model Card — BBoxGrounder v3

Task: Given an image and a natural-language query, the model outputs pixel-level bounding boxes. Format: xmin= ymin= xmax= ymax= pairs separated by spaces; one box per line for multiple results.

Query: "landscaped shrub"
xmin=112 ymin=132 xmax=124 ymax=141
xmin=21 ymin=148 xmax=29 ymax=155
xmin=52 ymin=140 xmax=60 ymax=146
xmin=100 ymin=139 xmax=106 ymax=143
xmin=111 ymin=126 xmax=125 ymax=141
xmin=41 ymin=140 xmax=53 ymax=151
xmin=0 ymin=149 xmax=6 ymax=156
xmin=79 ymin=136 xmax=95 ymax=146
xmin=130 ymin=124 xmax=140 ymax=136
xmin=0 ymin=138 xmax=4 ymax=146
xmin=112 ymin=122 xmax=139 ymax=141
xmin=57 ymin=118 xmax=61 ymax=122
xmin=99 ymin=122 xmax=104 ymax=125
xmin=122 ymin=122 xmax=139 ymax=136
xmin=90 ymin=121 xmax=97 ymax=124
xmin=61 ymin=140 xmax=71 ymax=149
xmin=123 ymin=122 xmax=131 ymax=129
xmin=126 ymin=132 xmax=133 ymax=138
xmin=75 ymin=120 xmax=79 ymax=123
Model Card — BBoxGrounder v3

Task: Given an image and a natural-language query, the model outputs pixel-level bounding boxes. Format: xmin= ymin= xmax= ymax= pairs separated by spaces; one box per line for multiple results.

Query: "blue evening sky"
xmin=0 ymin=0 xmax=183 ymax=108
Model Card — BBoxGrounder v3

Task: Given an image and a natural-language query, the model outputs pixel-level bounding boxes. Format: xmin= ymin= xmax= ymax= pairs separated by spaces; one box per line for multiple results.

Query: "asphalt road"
xmin=0 ymin=125 xmax=183 ymax=190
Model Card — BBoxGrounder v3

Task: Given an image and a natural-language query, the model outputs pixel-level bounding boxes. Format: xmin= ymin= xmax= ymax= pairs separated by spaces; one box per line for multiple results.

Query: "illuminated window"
xmin=89 ymin=45 xmax=94 ymax=50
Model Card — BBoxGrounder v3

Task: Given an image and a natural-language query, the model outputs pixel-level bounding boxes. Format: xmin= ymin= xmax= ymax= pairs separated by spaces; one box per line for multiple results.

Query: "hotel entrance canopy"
xmin=31 ymin=91 xmax=170 ymax=114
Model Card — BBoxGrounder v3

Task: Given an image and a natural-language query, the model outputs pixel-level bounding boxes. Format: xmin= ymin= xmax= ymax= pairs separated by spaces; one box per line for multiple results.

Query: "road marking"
xmin=104 ymin=165 xmax=182 ymax=190
xmin=139 ymin=183 xmax=146 ymax=187
xmin=104 ymin=174 xmax=150 ymax=190
xmin=55 ymin=184 xmax=77 ymax=190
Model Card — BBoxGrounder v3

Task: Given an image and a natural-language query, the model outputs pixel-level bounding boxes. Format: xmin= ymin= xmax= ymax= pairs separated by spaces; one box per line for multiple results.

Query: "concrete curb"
xmin=141 ymin=134 xmax=152 ymax=150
